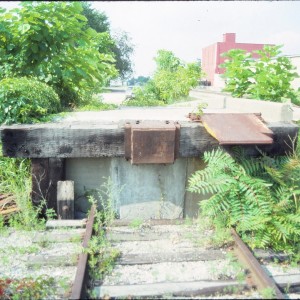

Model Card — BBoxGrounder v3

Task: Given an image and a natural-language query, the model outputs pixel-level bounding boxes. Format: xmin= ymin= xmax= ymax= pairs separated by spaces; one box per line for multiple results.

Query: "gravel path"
xmin=93 ymin=224 xmax=261 ymax=299
xmin=0 ymin=227 xmax=85 ymax=299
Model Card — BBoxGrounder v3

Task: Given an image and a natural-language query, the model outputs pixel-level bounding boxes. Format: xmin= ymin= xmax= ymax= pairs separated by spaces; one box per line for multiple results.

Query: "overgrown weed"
xmin=86 ymin=178 xmax=122 ymax=297
xmin=189 ymin=135 xmax=300 ymax=256
xmin=0 ymin=144 xmax=56 ymax=231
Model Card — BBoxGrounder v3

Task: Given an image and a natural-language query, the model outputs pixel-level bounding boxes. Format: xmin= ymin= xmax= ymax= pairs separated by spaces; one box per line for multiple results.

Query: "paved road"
xmin=98 ymin=88 xmax=300 ymax=122
xmin=101 ymin=91 xmax=127 ymax=105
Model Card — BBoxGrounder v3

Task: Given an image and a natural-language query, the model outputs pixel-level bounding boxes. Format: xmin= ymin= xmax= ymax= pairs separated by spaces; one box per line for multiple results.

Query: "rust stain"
xmin=125 ymin=121 xmax=179 ymax=164
xmin=201 ymin=113 xmax=273 ymax=145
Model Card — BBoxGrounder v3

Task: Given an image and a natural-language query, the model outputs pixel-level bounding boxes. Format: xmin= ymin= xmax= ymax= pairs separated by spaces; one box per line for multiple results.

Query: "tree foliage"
xmin=221 ymin=45 xmax=299 ymax=104
xmin=125 ymin=50 xmax=201 ymax=106
xmin=153 ymin=50 xmax=201 ymax=103
xmin=188 ymin=146 xmax=300 ymax=254
xmin=154 ymin=49 xmax=182 ymax=72
xmin=127 ymin=76 xmax=150 ymax=86
xmin=0 ymin=2 xmax=117 ymax=107
xmin=110 ymin=31 xmax=134 ymax=81
xmin=82 ymin=2 xmax=110 ymax=33
xmin=81 ymin=2 xmax=134 ymax=81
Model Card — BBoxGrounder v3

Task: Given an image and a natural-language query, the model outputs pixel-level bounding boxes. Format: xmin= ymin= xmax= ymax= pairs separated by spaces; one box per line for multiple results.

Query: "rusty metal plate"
xmin=125 ymin=121 xmax=179 ymax=164
xmin=201 ymin=113 xmax=273 ymax=145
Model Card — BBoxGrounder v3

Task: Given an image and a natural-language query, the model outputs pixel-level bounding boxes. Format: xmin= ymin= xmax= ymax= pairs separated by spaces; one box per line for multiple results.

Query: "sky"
xmin=1 ymin=1 xmax=300 ymax=77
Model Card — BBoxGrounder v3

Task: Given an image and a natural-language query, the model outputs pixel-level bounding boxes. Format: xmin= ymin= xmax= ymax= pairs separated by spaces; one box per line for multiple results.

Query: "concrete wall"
xmin=65 ymin=157 xmax=207 ymax=220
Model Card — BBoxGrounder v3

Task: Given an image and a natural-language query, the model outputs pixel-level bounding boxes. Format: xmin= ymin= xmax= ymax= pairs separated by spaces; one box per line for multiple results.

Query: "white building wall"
xmin=213 ymin=74 xmax=226 ymax=91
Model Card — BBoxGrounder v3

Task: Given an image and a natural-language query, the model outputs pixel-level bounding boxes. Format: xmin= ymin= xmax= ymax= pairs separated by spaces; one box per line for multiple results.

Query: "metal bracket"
xmin=124 ymin=120 xmax=180 ymax=164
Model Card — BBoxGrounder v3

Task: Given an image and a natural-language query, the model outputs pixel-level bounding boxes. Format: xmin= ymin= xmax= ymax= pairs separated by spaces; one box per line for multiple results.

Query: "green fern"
xmin=188 ymin=145 xmax=300 ymax=255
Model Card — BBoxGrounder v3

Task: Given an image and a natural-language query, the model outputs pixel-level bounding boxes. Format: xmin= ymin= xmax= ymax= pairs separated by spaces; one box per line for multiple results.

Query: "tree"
xmin=0 ymin=2 xmax=117 ymax=107
xmin=82 ymin=2 xmax=110 ymax=33
xmin=221 ymin=45 xmax=299 ymax=103
xmin=154 ymin=49 xmax=182 ymax=72
xmin=152 ymin=50 xmax=202 ymax=103
xmin=111 ymin=30 xmax=134 ymax=81
xmin=81 ymin=2 xmax=134 ymax=81
xmin=127 ymin=76 xmax=150 ymax=86
xmin=125 ymin=49 xmax=202 ymax=106
xmin=219 ymin=49 xmax=253 ymax=98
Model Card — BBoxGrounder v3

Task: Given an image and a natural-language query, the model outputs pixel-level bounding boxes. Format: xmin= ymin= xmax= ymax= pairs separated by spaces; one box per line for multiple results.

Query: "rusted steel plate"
xmin=125 ymin=121 xmax=179 ymax=164
xmin=201 ymin=113 xmax=273 ymax=145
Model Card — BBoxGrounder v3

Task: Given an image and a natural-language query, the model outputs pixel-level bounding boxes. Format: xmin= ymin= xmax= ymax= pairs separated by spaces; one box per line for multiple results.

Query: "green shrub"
xmin=124 ymin=83 xmax=165 ymax=107
xmin=0 ymin=144 xmax=55 ymax=230
xmin=124 ymin=50 xmax=202 ymax=107
xmin=75 ymin=94 xmax=117 ymax=111
xmin=0 ymin=2 xmax=117 ymax=109
xmin=221 ymin=45 xmax=299 ymax=104
xmin=0 ymin=77 xmax=60 ymax=125
xmin=188 ymin=146 xmax=300 ymax=255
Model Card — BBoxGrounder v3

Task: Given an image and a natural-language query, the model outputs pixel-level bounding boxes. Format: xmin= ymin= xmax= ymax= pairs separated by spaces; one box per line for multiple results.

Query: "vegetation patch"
xmin=188 ymin=142 xmax=300 ymax=256
xmin=125 ymin=50 xmax=201 ymax=106
xmin=86 ymin=178 xmax=122 ymax=297
xmin=221 ymin=45 xmax=299 ymax=105
xmin=0 ymin=276 xmax=56 ymax=300
xmin=0 ymin=77 xmax=60 ymax=125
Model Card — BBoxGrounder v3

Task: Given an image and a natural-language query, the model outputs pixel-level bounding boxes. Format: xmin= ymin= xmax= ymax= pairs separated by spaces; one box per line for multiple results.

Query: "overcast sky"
xmin=1 ymin=1 xmax=300 ymax=77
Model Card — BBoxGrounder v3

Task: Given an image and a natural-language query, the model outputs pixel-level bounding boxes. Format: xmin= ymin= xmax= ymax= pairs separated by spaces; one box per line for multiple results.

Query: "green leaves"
xmin=0 ymin=77 xmax=60 ymax=125
xmin=152 ymin=50 xmax=202 ymax=103
xmin=18 ymin=23 xmax=30 ymax=34
xmin=188 ymin=146 xmax=300 ymax=254
xmin=221 ymin=45 xmax=299 ymax=104
xmin=0 ymin=2 xmax=117 ymax=108
xmin=125 ymin=50 xmax=201 ymax=106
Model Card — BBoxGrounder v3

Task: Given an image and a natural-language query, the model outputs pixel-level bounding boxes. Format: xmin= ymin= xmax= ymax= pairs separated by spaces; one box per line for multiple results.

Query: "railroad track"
xmin=2 ymin=208 xmax=298 ymax=299
xmin=79 ymin=219 xmax=299 ymax=299
xmin=0 ymin=206 xmax=95 ymax=299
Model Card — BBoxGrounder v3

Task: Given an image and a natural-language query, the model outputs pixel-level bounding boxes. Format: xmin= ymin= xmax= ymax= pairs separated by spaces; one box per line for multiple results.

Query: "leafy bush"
xmin=75 ymin=94 xmax=117 ymax=111
xmin=125 ymin=50 xmax=201 ymax=106
xmin=188 ymin=146 xmax=300 ymax=254
xmin=123 ymin=81 xmax=164 ymax=107
xmin=0 ymin=2 xmax=117 ymax=108
xmin=221 ymin=45 xmax=299 ymax=104
xmin=0 ymin=77 xmax=60 ymax=125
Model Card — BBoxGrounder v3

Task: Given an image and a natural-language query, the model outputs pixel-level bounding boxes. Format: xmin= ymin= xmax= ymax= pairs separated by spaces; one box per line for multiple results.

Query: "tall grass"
xmin=0 ymin=144 xmax=51 ymax=230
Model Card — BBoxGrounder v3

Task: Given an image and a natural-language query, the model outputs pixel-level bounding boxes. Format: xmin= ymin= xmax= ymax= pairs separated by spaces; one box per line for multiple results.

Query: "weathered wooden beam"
xmin=1 ymin=122 xmax=124 ymax=158
xmin=1 ymin=121 xmax=298 ymax=158
xmin=57 ymin=180 xmax=74 ymax=219
xmin=94 ymin=280 xmax=248 ymax=298
xmin=31 ymin=158 xmax=65 ymax=213
xmin=118 ymin=250 xmax=225 ymax=265
xmin=33 ymin=229 xmax=85 ymax=243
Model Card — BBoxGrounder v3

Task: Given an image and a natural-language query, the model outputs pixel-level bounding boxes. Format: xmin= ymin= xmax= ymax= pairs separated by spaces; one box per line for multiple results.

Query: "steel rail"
xmin=70 ymin=205 xmax=96 ymax=300
xmin=69 ymin=218 xmax=287 ymax=299
xmin=231 ymin=228 xmax=285 ymax=299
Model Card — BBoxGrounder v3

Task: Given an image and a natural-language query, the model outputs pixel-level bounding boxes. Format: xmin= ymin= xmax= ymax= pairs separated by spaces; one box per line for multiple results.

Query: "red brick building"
xmin=202 ymin=33 xmax=270 ymax=87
